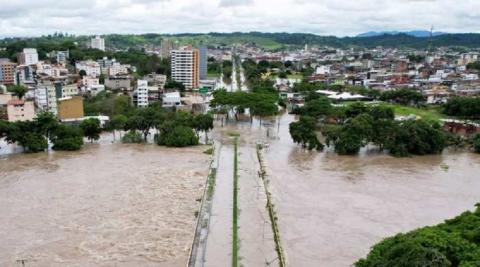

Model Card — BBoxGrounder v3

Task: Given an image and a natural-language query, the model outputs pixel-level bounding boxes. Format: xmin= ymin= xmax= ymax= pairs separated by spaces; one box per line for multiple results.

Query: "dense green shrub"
xmin=155 ymin=126 xmax=198 ymax=147
xmin=356 ymin=205 xmax=480 ymax=267
xmin=51 ymin=125 xmax=84 ymax=151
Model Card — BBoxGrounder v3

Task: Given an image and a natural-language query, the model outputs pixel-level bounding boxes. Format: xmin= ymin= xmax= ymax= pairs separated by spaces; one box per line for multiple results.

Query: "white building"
xmin=82 ymin=76 xmax=100 ymax=88
xmin=82 ymin=76 xmax=105 ymax=96
xmin=75 ymin=60 xmax=101 ymax=77
xmin=35 ymin=86 xmax=58 ymax=115
xmin=91 ymin=36 xmax=105 ymax=51
xmin=108 ymin=62 xmax=129 ymax=76
xmin=171 ymin=46 xmax=199 ymax=90
xmin=136 ymin=80 xmax=149 ymax=107
xmin=17 ymin=48 xmax=39 ymax=66
xmin=162 ymin=91 xmax=182 ymax=107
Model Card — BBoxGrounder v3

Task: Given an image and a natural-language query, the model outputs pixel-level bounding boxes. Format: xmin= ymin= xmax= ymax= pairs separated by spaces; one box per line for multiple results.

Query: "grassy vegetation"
xmin=385 ymin=104 xmax=446 ymax=122
xmin=338 ymin=101 xmax=446 ymax=123
xmin=287 ymin=74 xmax=303 ymax=80
xmin=206 ymin=168 xmax=217 ymax=201
xmin=232 ymin=138 xmax=239 ymax=267
xmin=207 ymin=72 xmax=220 ymax=79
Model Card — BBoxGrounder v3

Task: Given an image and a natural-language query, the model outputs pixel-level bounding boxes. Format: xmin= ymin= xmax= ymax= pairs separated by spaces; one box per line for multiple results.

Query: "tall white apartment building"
xmin=35 ymin=86 xmax=58 ymax=115
xmin=171 ymin=46 xmax=199 ymax=90
xmin=91 ymin=36 xmax=105 ymax=51
xmin=17 ymin=48 xmax=39 ymax=66
xmin=136 ymin=80 xmax=149 ymax=108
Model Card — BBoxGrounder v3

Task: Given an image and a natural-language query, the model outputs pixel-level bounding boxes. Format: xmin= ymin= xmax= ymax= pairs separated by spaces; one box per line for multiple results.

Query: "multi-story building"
xmin=171 ymin=46 xmax=200 ymax=90
xmin=108 ymin=62 xmax=129 ymax=76
xmin=56 ymin=51 xmax=69 ymax=65
xmin=35 ymin=85 xmax=58 ymax=115
xmin=0 ymin=59 xmax=17 ymax=85
xmin=199 ymin=45 xmax=208 ymax=80
xmin=16 ymin=65 xmax=35 ymax=86
xmin=91 ymin=36 xmax=105 ymax=51
xmin=17 ymin=48 xmax=39 ymax=66
xmin=105 ymin=76 xmax=132 ymax=91
xmin=6 ymin=99 xmax=35 ymax=122
xmin=135 ymin=80 xmax=149 ymax=107
xmin=75 ymin=60 xmax=101 ymax=77
xmin=60 ymin=84 xmax=80 ymax=98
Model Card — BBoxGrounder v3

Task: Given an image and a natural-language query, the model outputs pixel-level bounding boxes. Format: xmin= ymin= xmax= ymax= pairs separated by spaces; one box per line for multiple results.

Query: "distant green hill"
xmin=2 ymin=32 xmax=480 ymax=52
xmin=105 ymin=32 xmax=480 ymax=50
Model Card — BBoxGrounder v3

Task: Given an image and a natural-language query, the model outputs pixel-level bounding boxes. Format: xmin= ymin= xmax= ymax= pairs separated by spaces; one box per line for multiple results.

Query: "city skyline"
xmin=1 ymin=0 xmax=479 ymax=38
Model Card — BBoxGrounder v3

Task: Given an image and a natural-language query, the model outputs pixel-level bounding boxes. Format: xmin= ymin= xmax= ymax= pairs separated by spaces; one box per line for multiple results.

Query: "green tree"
xmin=298 ymin=97 xmax=332 ymax=118
xmin=156 ymin=125 xmax=198 ymax=147
xmin=106 ymin=114 xmax=127 ymax=141
xmin=7 ymin=85 xmax=28 ymax=99
xmin=34 ymin=112 xmax=59 ymax=139
xmin=51 ymin=125 xmax=84 ymax=151
xmin=80 ymin=118 xmax=102 ymax=142
xmin=250 ymin=98 xmax=278 ymax=124
xmin=385 ymin=120 xmax=446 ymax=157
xmin=125 ymin=107 xmax=163 ymax=141
xmin=356 ymin=206 xmax=480 ymax=267
xmin=4 ymin=121 xmax=48 ymax=153
xmin=193 ymin=113 xmax=214 ymax=143
xmin=164 ymin=79 xmax=186 ymax=91
xmin=289 ymin=116 xmax=324 ymax=151
xmin=79 ymin=69 xmax=87 ymax=77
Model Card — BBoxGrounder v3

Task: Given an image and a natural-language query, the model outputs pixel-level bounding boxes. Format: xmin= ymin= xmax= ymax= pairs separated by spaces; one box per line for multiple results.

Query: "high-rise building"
xmin=17 ymin=48 xmax=39 ymax=66
xmin=199 ymin=45 xmax=207 ymax=80
xmin=91 ymin=36 xmax=105 ymax=51
xmin=171 ymin=46 xmax=200 ymax=90
xmin=136 ymin=80 xmax=149 ymax=108
xmin=0 ymin=59 xmax=17 ymax=85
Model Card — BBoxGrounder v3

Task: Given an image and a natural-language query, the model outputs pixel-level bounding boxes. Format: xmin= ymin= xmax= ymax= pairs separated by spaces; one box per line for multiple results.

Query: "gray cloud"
xmin=219 ymin=0 xmax=253 ymax=7
xmin=0 ymin=0 xmax=479 ymax=38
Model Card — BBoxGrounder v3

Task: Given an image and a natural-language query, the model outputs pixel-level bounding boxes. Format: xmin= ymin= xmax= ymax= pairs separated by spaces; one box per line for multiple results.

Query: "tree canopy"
xmin=356 ymin=205 xmax=480 ymax=267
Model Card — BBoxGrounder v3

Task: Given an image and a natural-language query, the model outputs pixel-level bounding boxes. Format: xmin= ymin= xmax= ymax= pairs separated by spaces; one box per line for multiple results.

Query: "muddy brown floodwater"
xmin=0 ymin=143 xmax=209 ymax=267
xmin=263 ymin=114 xmax=480 ymax=267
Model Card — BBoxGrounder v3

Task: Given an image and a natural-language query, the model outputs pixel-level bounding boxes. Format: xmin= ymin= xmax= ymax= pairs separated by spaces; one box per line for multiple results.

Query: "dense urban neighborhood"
xmin=1 ymin=31 xmax=480 ymax=267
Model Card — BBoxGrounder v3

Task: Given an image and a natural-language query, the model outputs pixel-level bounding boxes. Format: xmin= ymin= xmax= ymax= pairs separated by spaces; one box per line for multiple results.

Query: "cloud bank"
xmin=0 ymin=0 xmax=479 ymax=37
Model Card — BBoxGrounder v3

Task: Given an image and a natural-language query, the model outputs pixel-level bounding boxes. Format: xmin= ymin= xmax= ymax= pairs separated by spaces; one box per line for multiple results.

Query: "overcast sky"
xmin=1 ymin=0 xmax=479 ymax=37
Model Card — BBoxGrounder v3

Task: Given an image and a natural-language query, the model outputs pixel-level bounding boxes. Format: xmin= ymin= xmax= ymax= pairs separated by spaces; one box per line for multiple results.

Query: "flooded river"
xmin=263 ymin=114 xmax=480 ymax=266
xmin=0 ymin=142 xmax=209 ymax=267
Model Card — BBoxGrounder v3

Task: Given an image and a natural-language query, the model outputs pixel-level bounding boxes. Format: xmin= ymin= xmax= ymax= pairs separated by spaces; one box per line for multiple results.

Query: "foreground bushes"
xmin=356 ymin=205 xmax=480 ymax=267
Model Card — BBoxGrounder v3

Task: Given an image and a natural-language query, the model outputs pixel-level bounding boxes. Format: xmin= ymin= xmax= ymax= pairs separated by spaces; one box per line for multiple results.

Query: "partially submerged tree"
xmin=80 ymin=118 xmax=102 ymax=143
xmin=289 ymin=116 xmax=324 ymax=151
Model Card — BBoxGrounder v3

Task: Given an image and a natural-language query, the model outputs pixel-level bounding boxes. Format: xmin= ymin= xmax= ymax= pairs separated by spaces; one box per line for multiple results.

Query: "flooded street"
xmin=264 ymin=114 xmax=480 ymax=266
xmin=0 ymin=143 xmax=209 ymax=267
